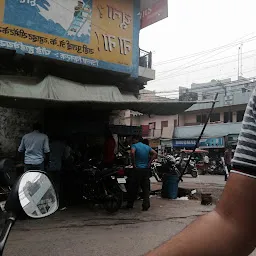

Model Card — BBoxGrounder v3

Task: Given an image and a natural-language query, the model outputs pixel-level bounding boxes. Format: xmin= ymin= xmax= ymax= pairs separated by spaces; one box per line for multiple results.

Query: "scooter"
xmin=0 ymin=170 xmax=58 ymax=255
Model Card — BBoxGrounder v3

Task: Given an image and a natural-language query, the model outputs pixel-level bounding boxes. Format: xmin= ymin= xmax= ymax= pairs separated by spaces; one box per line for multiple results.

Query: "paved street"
xmin=3 ymin=175 xmax=255 ymax=256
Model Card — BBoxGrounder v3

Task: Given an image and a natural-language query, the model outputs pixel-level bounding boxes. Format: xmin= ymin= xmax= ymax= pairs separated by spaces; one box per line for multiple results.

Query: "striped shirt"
xmin=232 ymin=89 xmax=256 ymax=178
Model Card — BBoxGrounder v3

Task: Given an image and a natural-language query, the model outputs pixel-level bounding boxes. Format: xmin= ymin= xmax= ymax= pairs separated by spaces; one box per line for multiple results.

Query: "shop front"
xmin=0 ymin=75 xmax=197 ymax=206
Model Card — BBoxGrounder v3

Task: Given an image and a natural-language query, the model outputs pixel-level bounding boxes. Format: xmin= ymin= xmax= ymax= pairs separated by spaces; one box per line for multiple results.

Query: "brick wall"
xmin=0 ymin=107 xmax=42 ymax=158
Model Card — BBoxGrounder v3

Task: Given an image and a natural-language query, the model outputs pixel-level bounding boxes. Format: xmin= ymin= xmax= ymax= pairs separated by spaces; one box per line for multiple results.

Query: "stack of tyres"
xmin=161 ymin=173 xmax=179 ymax=199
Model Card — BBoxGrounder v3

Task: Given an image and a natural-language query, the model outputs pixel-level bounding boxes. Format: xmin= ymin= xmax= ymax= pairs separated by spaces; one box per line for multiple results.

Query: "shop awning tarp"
xmin=0 ymin=75 xmax=197 ymax=115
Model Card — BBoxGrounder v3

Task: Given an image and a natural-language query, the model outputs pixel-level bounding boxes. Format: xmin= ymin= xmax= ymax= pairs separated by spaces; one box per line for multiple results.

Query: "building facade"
xmin=123 ymin=90 xmax=178 ymax=148
xmin=0 ymin=0 xmax=170 ymax=156
xmin=174 ymin=77 xmax=256 ymax=150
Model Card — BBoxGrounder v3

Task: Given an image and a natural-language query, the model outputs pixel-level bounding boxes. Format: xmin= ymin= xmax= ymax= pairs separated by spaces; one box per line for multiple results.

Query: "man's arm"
xmin=145 ymin=173 xmax=256 ymax=256
xmin=17 ymin=137 xmax=25 ymax=164
xmin=44 ymin=136 xmax=50 ymax=168
xmin=148 ymin=149 xmax=157 ymax=167
xmin=131 ymin=147 xmax=136 ymax=168
xmin=145 ymin=90 xmax=256 ymax=256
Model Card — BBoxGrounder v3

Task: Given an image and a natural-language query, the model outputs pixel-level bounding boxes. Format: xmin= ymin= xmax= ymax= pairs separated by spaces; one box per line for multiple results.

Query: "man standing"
xmin=48 ymin=136 xmax=66 ymax=203
xmin=127 ymin=135 xmax=157 ymax=211
xmin=18 ymin=123 xmax=50 ymax=171
xmin=103 ymin=129 xmax=116 ymax=168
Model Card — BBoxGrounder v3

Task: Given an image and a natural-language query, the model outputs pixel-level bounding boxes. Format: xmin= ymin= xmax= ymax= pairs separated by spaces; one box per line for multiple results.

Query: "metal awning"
xmin=0 ymin=75 xmax=196 ymax=115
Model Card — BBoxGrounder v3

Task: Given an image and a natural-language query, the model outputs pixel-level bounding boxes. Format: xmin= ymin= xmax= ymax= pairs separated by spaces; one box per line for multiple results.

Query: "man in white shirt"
xmin=18 ymin=123 xmax=50 ymax=171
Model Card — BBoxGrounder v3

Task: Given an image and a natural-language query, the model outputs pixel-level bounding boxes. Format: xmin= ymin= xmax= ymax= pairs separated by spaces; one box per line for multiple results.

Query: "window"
xmin=224 ymin=112 xmax=233 ymax=123
xmin=174 ymin=119 xmax=178 ymax=127
xmin=161 ymin=121 xmax=168 ymax=130
xmin=202 ymin=114 xmax=207 ymax=124
xmin=210 ymin=113 xmax=220 ymax=122
xmin=237 ymin=110 xmax=245 ymax=122
xmin=196 ymin=114 xmax=207 ymax=124
xmin=149 ymin=122 xmax=156 ymax=130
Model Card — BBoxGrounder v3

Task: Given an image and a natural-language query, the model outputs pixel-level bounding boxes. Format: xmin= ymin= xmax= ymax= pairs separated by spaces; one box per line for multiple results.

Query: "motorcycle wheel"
xmin=103 ymin=195 xmax=121 ymax=213
xmin=191 ymin=170 xmax=198 ymax=178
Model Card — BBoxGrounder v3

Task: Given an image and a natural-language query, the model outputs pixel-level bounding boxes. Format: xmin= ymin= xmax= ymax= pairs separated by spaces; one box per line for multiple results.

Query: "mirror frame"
xmin=5 ymin=171 xmax=59 ymax=218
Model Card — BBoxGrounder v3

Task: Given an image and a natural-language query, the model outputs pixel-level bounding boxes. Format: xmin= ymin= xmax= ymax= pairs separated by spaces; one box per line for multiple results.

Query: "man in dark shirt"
xmin=103 ymin=129 xmax=116 ymax=168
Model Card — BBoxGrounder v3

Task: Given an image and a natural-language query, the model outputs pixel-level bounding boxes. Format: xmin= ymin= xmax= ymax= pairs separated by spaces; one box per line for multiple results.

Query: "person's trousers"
xmin=47 ymin=171 xmax=61 ymax=196
xmin=24 ymin=162 xmax=44 ymax=172
xmin=127 ymin=168 xmax=150 ymax=209
xmin=225 ymin=164 xmax=231 ymax=180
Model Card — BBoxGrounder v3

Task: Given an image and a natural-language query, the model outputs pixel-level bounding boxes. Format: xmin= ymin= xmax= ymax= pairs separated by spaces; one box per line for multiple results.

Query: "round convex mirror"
xmin=18 ymin=172 xmax=58 ymax=218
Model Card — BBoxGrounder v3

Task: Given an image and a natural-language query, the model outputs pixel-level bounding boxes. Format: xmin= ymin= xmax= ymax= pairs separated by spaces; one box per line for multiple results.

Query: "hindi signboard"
xmin=0 ymin=0 xmax=140 ymax=77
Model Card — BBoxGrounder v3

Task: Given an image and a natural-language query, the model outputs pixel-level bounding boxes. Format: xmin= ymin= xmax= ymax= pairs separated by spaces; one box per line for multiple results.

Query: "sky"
xmin=139 ymin=0 xmax=256 ymax=96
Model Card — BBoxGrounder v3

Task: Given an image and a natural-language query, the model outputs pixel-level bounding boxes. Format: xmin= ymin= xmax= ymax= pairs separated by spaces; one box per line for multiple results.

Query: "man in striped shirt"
xmin=145 ymin=90 xmax=256 ymax=256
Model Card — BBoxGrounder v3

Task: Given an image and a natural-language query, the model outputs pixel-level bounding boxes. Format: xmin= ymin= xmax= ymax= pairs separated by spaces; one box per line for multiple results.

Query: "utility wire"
xmin=157 ymin=49 xmax=256 ymax=75
xmin=153 ymin=55 xmax=256 ymax=82
xmin=141 ymin=75 xmax=256 ymax=96
xmin=156 ymin=37 xmax=256 ymax=80
xmin=153 ymin=32 xmax=256 ymax=66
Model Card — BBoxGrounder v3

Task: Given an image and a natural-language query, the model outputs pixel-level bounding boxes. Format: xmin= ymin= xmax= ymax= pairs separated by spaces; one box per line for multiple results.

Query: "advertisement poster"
xmin=0 ymin=0 xmax=139 ymax=76
xmin=140 ymin=0 xmax=168 ymax=29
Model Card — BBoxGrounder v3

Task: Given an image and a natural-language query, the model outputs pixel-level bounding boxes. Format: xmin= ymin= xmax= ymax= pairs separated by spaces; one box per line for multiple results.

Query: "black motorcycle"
xmin=80 ymin=161 xmax=126 ymax=213
xmin=0 ymin=159 xmax=18 ymax=205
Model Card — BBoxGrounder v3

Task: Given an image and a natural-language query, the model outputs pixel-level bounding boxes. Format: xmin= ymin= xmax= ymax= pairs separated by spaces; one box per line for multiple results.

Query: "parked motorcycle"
xmin=0 ymin=170 xmax=58 ymax=256
xmin=80 ymin=161 xmax=126 ymax=213
xmin=151 ymin=162 xmax=162 ymax=182
xmin=153 ymin=155 xmax=180 ymax=179
xmin=0 ymin=159 xmax=18 ymax=205
xmin=209 ymin=159 xmax=225 ymax=175
xmin=176 ymin=156 xmax=198 ymax=178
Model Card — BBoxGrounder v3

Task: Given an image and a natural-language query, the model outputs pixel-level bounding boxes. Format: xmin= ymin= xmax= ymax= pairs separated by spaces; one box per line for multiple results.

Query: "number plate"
xmin=117 ymin=178 xmax=126 ymax=184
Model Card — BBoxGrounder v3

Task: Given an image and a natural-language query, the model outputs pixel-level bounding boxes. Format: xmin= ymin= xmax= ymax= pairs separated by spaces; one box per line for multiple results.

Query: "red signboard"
xmin=141 ymin=125 xmax=150 ymax=137
xmin=140 ymin=0 xmax=168 ymax=29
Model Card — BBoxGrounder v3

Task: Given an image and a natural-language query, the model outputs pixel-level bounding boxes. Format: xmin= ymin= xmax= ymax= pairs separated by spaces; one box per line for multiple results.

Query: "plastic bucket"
xmin=161 ymin=174 xmax=179 ymax=199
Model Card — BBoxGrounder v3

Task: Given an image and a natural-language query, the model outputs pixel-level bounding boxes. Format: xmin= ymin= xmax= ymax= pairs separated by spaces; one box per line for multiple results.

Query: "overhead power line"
xmin=142 ymin=75 xmax=256 ymax=96
xmin=156 ymin=36 xmax=256 ymax=80
xmin=153 ymin=32 xmax=256 ymax=67
xmin=157 ymin=49 xmax=256 ymax=75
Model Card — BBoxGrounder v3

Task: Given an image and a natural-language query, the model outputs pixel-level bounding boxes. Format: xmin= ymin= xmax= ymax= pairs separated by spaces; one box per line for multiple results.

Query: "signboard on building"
xmin=0 ymin=0 xmax=139 ymax=77
xmin=140 ymin=0 xmax=168 ymax=29
xmin=141 ymin=125 xmax=149 ymax=137
xmin=173 ymin=139 xmax=197 ymax=148
xmin=173 ymin=137 xmax=225 ymax=149
xmin=199 ymin=137 xmax=225 ymax=149
xmin=227 ymin=134 xmax=239 ymax=146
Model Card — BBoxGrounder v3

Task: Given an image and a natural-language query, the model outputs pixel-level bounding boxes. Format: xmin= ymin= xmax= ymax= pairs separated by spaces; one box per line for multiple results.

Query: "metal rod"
xmin=179 ymin=93 xmax=219 ymax=181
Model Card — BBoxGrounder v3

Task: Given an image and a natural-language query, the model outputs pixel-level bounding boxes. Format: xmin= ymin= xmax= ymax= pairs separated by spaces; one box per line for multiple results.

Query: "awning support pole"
xmin=179 ymin=93 xmax=219 ymax=181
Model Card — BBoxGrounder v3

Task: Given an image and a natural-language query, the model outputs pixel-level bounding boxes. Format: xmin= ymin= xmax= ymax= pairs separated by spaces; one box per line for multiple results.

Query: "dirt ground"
xmin=3 ymin=175 xmax=255 ymax=256
xmin=2 ymin=175 xmax=224 ymax=256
